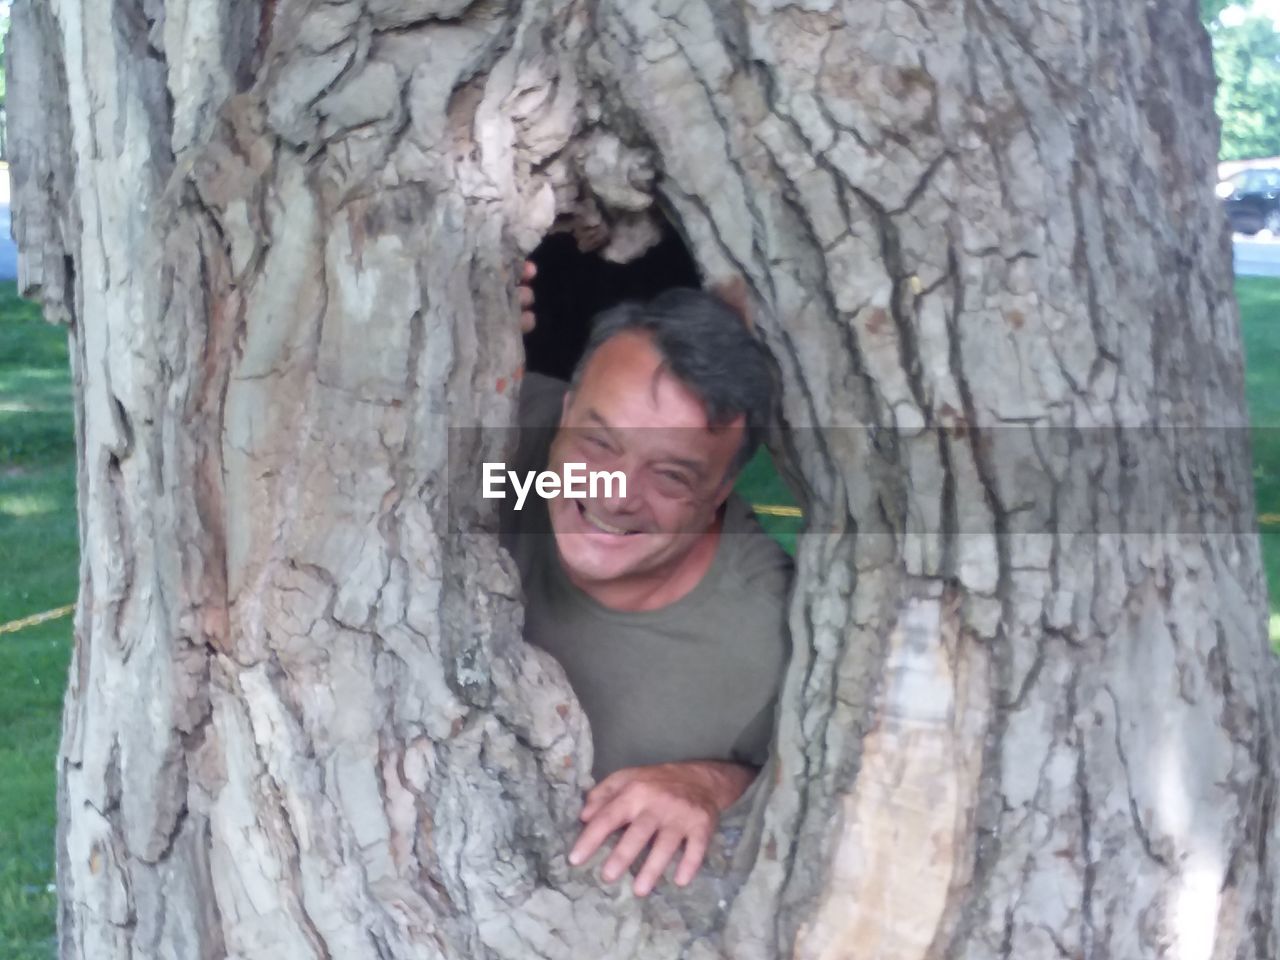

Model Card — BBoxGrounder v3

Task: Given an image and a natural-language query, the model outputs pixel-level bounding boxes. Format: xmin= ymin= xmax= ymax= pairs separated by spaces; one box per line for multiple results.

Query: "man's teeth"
xmin=582 ymin=509 xmax=630 ymax=535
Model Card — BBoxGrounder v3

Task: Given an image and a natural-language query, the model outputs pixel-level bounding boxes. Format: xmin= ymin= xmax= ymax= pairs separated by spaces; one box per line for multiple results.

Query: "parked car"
xmin=1218 ymin=167 xmax=1280 ymax=235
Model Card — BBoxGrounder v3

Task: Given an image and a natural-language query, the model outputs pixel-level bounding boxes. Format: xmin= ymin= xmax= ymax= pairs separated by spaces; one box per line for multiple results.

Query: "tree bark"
xmin=10 ymin=0 xmax=1279 ymax=958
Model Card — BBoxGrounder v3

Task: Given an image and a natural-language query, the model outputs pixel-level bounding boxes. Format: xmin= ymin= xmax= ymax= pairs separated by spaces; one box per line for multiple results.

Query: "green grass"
xmin=0 ymin=282 xmax=75 ymax=960
xmin=1237 ymin=277 xmax=1280 ymax=649
xmin=735 ymin=448 xmax=803 ymax=554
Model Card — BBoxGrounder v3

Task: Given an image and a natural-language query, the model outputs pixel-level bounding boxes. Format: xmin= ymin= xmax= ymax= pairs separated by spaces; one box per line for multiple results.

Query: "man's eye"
xmin=655 ymin=470 xmax=692 ymax=490
xmin=584 ymin=435 xmax=611 ymax=450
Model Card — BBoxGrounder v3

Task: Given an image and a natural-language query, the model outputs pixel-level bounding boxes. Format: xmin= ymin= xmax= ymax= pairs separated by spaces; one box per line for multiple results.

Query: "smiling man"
xmin=500 ymin=276 xmax=791 ymax=898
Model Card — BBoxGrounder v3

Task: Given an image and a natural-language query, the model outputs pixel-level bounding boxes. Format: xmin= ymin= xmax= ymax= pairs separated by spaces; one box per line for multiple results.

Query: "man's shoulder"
xmin=699 ymin=496 xmax=793 ymax=670
xmin=717 ymin=496 xmax=794 ymax=599
xmin=518 ymin=371 xmax=568 ymax=432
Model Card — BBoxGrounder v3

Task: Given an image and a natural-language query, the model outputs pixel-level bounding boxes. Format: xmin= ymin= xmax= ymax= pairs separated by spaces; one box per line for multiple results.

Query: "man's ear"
xmin=559 ymin=390 xmax=572 ymax=427
xmin=711 ymin=468 xmax=740 ymax=508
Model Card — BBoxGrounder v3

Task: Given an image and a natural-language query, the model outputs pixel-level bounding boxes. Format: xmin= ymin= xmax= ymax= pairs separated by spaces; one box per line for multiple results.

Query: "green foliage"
xmin=0 ymin=5 xmax=9 ymax=103
xmin=1214 ymin=16 xmax=1280 ymax=161
xmin=1203 ymin=0 xmax=1248 ymax=25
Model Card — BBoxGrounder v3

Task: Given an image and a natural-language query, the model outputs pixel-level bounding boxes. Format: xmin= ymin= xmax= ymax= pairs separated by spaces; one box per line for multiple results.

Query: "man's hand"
xmin=518 ymin=259 xmax=537 ymax=333
xmin=568 ymin=761 xmax=756 ymax=897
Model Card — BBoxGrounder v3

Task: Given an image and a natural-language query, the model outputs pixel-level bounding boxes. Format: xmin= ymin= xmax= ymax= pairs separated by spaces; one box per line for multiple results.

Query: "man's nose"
xmin=598 ymin=484 xmax=636 ymax=514
xmin=597 ymin=461 xmax=638 ymax=514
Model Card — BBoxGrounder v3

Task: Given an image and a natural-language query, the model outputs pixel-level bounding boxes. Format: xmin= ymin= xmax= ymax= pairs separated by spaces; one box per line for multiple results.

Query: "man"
xmin=501 ymin=263 xmax=791 ymax=898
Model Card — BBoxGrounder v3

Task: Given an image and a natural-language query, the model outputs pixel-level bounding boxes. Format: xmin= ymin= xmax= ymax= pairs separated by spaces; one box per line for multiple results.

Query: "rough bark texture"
xmin=10 ymin=0 xmax=1280 ymax=957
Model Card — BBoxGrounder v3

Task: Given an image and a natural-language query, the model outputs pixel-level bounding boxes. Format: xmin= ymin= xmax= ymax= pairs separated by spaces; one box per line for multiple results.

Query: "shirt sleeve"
xmin=512 ymin=372 xmax=568 ymax=474
xmin=722 ymin=502 xmax=792 ymax=769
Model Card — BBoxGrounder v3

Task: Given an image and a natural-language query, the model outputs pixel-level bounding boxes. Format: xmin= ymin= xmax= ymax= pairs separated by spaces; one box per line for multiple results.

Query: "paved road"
xmin=1233 ymin=234 xmax=1280 ymax=278
xmin=0 ymin=165 xmax=12 ymax=282
xmin=0 ymin=204 xmax=15 ymax=283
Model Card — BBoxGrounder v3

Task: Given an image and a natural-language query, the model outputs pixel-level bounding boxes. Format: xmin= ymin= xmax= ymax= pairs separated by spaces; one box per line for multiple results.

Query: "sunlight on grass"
xmin=0 ymin=367 xmax=67 ymax=383
xmin=0 ymin=490 xmax=56 ymax=518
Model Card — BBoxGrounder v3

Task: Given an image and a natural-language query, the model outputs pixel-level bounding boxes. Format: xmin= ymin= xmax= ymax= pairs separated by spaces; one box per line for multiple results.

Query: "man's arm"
xmin=568 ymin=760 xmax=757 ymax=897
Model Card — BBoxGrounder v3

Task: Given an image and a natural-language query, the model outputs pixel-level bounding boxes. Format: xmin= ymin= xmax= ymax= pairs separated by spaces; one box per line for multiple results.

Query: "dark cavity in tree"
xmin=522 ymin=222 xmax=701 ymax=380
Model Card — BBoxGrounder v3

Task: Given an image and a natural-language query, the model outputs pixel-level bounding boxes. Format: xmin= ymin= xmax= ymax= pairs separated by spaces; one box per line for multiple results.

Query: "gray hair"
xmin=570 ymin=288 xmax=777 ymax=475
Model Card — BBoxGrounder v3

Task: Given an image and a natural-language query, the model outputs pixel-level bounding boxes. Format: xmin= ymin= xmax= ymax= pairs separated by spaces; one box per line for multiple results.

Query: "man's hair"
xmin=569 ymin=287 xmax=776 ymax=476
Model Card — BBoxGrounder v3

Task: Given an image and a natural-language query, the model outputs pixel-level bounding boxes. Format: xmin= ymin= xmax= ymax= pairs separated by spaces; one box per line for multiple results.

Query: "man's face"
xmin=546 ymin=331 xmax=746 ymax=589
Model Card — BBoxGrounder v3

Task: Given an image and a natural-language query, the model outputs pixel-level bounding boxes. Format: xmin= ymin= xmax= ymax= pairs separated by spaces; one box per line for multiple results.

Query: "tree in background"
xmin=0 ymin=4 xmax=8 ymax=159
xmin=1213 ymin=13 xmax=1280 ymax=160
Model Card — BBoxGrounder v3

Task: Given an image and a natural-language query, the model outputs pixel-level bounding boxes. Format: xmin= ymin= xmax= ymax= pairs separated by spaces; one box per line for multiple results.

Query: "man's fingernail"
xmin=569 ymin=852 xmax=582 ymax=865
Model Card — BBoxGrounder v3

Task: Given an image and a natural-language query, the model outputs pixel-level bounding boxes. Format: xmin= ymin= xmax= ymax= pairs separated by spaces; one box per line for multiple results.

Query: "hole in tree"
xmin=522 ymin=224 xmax=701 ymax=381
xmin=514 ymin=218 xmax=801 ymax=885
xmin=512 ymin=219 xmax=781 ymax=564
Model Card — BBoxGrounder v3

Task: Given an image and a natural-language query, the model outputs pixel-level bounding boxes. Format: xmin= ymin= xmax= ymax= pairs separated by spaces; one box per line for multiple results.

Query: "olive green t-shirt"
xmin=500 ymin=373 xmax=792 ymax=779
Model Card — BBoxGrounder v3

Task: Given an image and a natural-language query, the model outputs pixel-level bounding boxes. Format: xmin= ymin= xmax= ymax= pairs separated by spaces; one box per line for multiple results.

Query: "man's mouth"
xmin=577 ymin=501 xmax=638 ymax=535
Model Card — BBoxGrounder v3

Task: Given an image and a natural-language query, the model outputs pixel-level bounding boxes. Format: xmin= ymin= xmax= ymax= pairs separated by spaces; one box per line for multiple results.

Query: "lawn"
xmin=0 ymin=282 xmax=76 ymax=960
xmin=0 ymin=278 xmax=1277 ymax=956
xmin=1237 ymin=276 xmax=1280 ymax=646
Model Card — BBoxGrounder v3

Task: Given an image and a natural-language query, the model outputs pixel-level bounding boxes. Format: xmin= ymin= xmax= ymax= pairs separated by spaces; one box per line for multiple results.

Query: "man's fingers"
xmin=601 ymin=818 xmax=658 ymax=884
xmin=517 ymin=260 xmax=537 ymax=332
xmin=582 ymin=770 xmax=635 ymax=820
xmin=673 ymin=829 xmax=710 ymax=887
xmin=632 ymin=830 xmax=683 ymax=898
xmin=570 ymin=764 xmax=737 ymax=893
xmin=569 ymin=801 xmax=631 ymax=866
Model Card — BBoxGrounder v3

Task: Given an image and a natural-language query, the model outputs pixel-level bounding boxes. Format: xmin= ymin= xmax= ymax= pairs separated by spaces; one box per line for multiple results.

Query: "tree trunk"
xmin=9 ymin=0 xmax=1279 ymax=957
